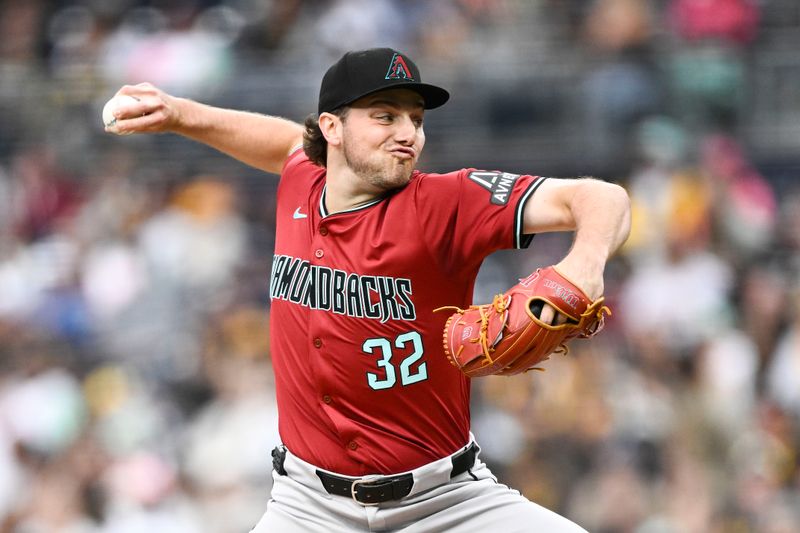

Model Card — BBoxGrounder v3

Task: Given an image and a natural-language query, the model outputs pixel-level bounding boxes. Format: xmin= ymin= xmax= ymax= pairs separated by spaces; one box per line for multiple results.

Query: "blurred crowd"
xmin=1 ymin=0 xmax=799 ymax=532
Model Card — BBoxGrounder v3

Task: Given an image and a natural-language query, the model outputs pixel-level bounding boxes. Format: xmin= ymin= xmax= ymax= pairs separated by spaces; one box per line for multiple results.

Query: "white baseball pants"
xmin=249 ymin=441 xmax=587 ymax=532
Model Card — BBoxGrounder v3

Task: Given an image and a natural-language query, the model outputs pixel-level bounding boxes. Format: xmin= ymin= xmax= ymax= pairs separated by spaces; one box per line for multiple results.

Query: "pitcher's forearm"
xmin=521 ymin=177 xmax=630 ymax=299
xmin=556 ymin=180 xmax=631 ymax=298
xmin=106 ymin=83 xmax=305 ymax=174
xmin=172 ymin=98 xmax=304 ymax=174
xmin=567 ymin=181 xmax=631 ymax=264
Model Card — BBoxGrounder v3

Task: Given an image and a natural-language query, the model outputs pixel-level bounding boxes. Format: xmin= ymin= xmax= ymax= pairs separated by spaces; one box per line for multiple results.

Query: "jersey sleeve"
xmin=412 ymin=169 xmax=546 ymax=274
xmin=281 ymin=146 xmax=317 ymax=178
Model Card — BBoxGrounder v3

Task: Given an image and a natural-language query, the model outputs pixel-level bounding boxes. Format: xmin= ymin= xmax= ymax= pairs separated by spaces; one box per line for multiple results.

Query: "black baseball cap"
xmin=317 ymin=48 xmax=450 ymax=114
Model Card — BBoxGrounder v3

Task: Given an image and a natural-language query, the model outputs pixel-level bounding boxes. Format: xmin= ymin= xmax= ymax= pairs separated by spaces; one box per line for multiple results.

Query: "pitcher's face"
xmin=340 ymin=89 xmax=426 ymax=191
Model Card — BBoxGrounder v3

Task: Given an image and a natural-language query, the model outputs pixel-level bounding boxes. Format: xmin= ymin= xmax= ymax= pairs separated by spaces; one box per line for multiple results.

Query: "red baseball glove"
xmin=436 ymin=266 xmax=609 ymax=377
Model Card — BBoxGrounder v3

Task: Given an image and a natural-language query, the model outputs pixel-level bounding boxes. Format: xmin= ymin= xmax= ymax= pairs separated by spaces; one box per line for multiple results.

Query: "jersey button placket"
xmin=319 ymin=226 xmax=328 ymax=236
xmin=314 ymin=249 xmax=324 ymax=259
xmin=314 ymin=338 xmax=322 ymax=348
xmin=347 ymin=441 xmax=358 ymax=451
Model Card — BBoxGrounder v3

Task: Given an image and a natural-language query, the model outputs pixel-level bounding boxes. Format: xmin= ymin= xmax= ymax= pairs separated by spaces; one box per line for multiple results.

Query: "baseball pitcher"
xmin=105 ymin=48 xmax=631 ymax=532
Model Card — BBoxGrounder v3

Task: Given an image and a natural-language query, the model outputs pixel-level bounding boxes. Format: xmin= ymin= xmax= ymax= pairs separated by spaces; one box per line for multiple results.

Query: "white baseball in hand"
xmin=102 ymin=94 xmax=140 ymax=135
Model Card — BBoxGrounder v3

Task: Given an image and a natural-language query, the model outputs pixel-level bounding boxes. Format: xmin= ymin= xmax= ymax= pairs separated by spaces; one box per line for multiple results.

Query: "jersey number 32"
xmin=362 ymin=331 xmax=428 ymax=390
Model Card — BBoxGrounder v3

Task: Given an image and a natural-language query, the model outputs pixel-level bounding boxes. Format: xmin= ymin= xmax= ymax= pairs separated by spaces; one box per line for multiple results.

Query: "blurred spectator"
xmin=621 ymin=163 xmax=735 ymax=358
xmin=668 ymin=0 xmax=760 ymax=45
xmin=99 ymin=5 xmax=237 ymax=99
xmin=314 ymin=0 xmax=411 ymax=60
xmin=181 ymin=312 xmax=278 ymax=533
xmin=765 ymin=284 xmax=800 ymax=418
xmin=0 ymin=0 xmax=46 ymax=62
xmin=701 ymin=134 xmax=777 ymax=260
xmin=738 ymin=262 xmax=787 ymax=366
xmin=581 ymin=0 xmax=662 ymax=162
xmin=697 ymin=326 xmax=759 ymax=435
xmin=10 ymin=148 xmax=82 ymax=242
xmin=666 ymin=0 xmax=760 ymax=130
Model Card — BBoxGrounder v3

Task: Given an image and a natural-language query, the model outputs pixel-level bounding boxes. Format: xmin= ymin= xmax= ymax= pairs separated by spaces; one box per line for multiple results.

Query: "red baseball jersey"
xmin=269 ymin=149 xmax=545 ymax=476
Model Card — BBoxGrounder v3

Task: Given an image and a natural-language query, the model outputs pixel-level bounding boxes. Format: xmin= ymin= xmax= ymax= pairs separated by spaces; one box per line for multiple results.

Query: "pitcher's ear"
xmin=319 ymin=112 xmax=343 ymax=146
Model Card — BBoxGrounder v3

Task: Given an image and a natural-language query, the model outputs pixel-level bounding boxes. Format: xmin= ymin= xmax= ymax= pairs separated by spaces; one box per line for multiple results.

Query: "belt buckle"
xmin=351 ymin=474 xmax=383 ymax=506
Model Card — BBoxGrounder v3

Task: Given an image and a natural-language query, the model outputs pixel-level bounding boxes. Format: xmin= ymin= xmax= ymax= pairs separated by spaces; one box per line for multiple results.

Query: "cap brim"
xmin=394 ymin=82 xmax=450 ymax=110
xmin=330 ymin=82 xmax=450 ymax=112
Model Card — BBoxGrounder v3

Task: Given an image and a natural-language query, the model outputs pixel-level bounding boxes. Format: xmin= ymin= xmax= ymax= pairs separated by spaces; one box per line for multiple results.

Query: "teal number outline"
xmin=396 ymin=331 xmax=428 ymax=385
xmin=363 ymin=331 xmax=428 ymax=390
xmin=362 ymin=337 xmax=396 ymax=390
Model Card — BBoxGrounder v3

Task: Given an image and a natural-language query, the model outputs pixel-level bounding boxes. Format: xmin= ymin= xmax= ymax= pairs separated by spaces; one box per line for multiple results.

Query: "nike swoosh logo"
xmin=293 ymin=207 xmax=307 ymax=219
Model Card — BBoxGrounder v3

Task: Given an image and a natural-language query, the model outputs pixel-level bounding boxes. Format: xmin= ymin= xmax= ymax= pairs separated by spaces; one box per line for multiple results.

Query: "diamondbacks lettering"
xmin=269 ymin=255 xmax=416 ymax=323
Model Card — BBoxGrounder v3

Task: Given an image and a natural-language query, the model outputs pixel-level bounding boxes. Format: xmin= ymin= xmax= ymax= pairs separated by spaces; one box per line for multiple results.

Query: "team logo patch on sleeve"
xmin=467 ymin=171 xmax=521 ymax=205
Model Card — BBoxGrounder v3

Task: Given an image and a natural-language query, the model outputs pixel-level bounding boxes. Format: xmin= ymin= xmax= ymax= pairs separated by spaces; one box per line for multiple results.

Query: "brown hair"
xmin=302 ymin=107 xmax=349 ymax=167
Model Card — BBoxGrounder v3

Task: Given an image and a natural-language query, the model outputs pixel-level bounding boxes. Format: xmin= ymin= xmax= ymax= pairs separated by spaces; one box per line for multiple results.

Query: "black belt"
xmin=314 ymin=442 xmax=478 ymax=505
